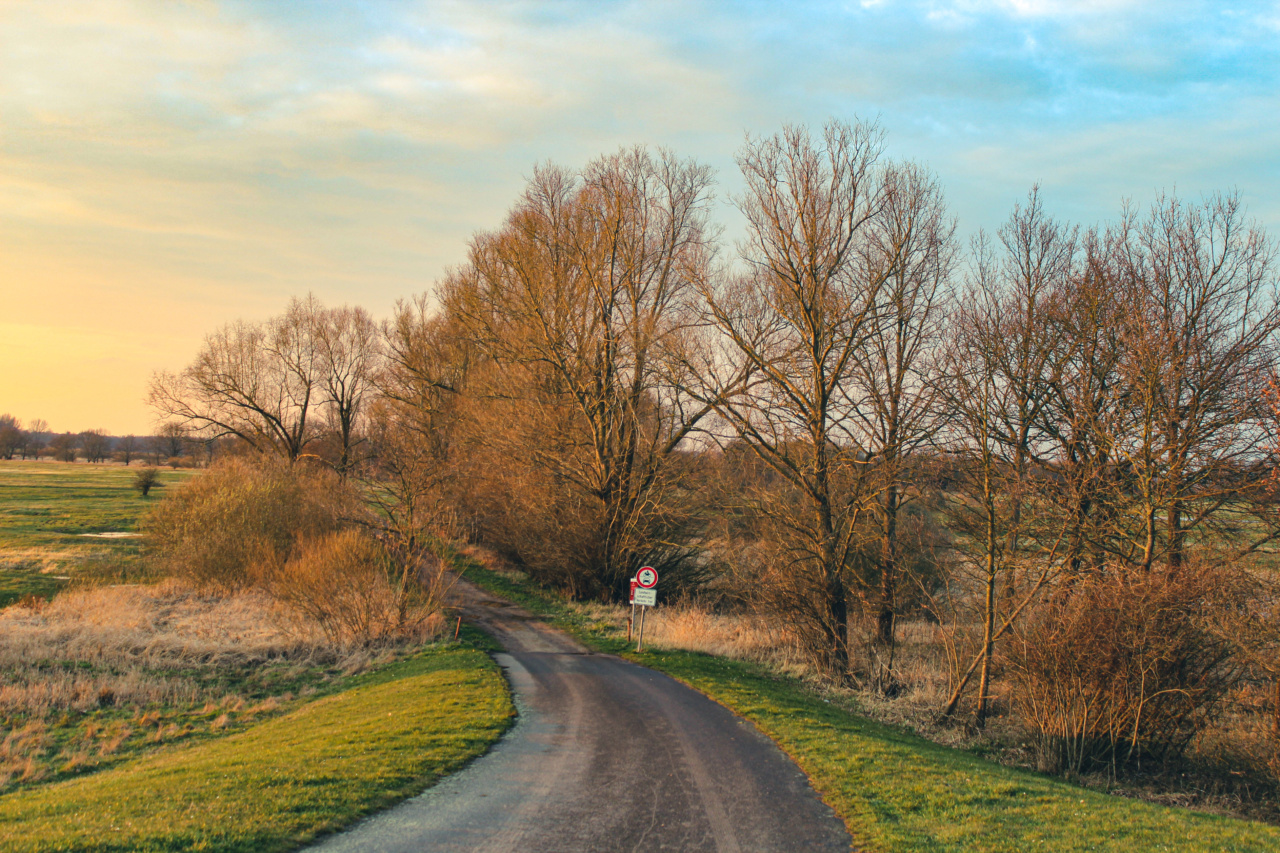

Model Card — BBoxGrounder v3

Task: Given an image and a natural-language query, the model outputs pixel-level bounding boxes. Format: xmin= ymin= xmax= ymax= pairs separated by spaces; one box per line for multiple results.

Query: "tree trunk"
xmin=877 ymin=483 xmax=899 ymax=645
xmin=975 ymin=474 xmax=998 ymax=727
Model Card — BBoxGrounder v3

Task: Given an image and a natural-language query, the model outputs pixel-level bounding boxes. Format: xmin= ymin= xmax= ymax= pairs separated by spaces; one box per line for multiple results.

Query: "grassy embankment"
xmin=459 ymin=553 xmax=1280 ymax=853
xmin=0 ymin=460 xmax=193 ymax=605
xmin=0 ymin=461 xmax=515 ymax=850
xmin=0 ymin=640 xmax=513 ymax=852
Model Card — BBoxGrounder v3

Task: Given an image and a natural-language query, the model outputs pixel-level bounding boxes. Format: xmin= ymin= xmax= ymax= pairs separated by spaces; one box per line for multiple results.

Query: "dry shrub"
xmin=142 ymin=456 xmax=357 ymax=589
xmin=141 ymin=456 xmax=449 ymax=642
xmin=269 ymin=530 xmax=446 ymax=646
xmin=1004 ymin=564 xmax=1248 ymax=776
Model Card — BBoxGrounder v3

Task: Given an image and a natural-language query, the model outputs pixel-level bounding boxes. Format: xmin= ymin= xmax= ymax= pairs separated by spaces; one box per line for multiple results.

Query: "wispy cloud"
xmin=1 ymin=0 xmax=1277 ymax=432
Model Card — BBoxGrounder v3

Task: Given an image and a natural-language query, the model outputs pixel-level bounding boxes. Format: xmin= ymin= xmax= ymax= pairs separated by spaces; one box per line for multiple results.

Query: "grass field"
xmin=0 ymin=639 xmax=513 ymax=852
xmin=0 ymin=463 xmax=516 ymax=851
xmin=457 ymin=553 xmax=1280 ymax=852
xmin=0 ymin=460 xmax=194 ymax=605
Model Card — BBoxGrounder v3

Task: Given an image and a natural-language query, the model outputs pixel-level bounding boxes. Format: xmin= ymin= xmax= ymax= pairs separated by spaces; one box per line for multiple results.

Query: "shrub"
xmin=142 ymin=457 xmax=357 ymax=590
xmin=1003 ymin=564 xmax=1248 ymax=777
xmin=269 ymin=530 xmax=446 ymax=646
xmin=132 ymin=468 xmax=161 ymax=498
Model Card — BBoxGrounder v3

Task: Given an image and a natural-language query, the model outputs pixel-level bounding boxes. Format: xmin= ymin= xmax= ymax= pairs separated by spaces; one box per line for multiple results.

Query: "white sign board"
xmin=632 ymin=587 xmax=657 ymax=607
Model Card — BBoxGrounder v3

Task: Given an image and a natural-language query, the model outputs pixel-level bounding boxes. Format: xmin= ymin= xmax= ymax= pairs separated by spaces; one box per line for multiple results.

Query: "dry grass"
xmin=0 ymin=580 xmax=403 ymax=791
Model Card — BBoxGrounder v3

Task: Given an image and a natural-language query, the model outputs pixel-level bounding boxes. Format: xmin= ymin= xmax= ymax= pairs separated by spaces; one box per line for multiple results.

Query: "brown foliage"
xmin=142 ymin=456 xmax=357 ymax=590
xmin=1003 ymin=565 xmax=1248 ymax=776
xmin=268 ymin=530 xmax=446 ymax=645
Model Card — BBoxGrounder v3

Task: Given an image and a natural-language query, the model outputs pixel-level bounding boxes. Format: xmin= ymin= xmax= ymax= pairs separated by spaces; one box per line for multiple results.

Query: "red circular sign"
xmin=636 ymin=567 xmax=658 ymax=588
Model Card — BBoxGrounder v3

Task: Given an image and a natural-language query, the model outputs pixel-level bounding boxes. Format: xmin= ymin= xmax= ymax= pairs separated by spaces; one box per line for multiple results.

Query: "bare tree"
xmin=116 ymin=434 xmax=139 ymax=466
xmin=150 ymin=312 xmax=319 ymax=460
xmin=49 ymin=432 xmax=76 ymax=462
xmin=80 ymin=429 xmax=110 ymax=464
xmin=149 ymin=295 xmax=380 ymax=468
xmin=0 ymin=415 xmax=21 ymax=460
xmin=26 ymin=419 xmax=48 ymax=460
xmin=1118 ymin=193 xmax=1280 ymax=571
xmin=441 ymin=147 xmax=721 ymax=599
xmin=846 ymin=163 xmax=956 ymax=656
xmin=935 ymin=192 xmax=1078 ymax=723
xmin=699 ymin=119 xmax=895 ymax=678
xmin=313 ymin=303 xmax=381 ymax=474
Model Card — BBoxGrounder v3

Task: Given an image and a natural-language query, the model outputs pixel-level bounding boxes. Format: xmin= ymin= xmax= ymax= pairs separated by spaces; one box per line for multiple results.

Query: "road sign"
xmin=633 ymin=587 xmax=657 ymax=607
xmin=629 ymin=578 xmax=638 ymax=604
xmin=636 ymin=566 xmax=658 ymax=588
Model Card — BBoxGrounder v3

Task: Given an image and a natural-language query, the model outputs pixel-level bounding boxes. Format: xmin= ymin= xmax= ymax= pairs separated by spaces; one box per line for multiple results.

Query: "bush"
xmin=141 ymin=456 xmax=450 ymax=645
xmin=142 ymin=457 xmax=356 ymax=591
xmin=269 ymin=530 xmax=446 ymax=646
xmin=132 ymin=468 xmax=161 ymax=498
xmin=1003 ymin=565 xmax=1248 ymax=776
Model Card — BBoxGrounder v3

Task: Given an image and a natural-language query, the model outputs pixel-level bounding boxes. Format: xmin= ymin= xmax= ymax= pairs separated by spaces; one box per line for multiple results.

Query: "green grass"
xmin=458 ymin=557 xmax=1280 ymax=852
xmin=0 ymin=461 xmax=194 ymax=605
xmin=0 ymin=639 xmax=514 ymax=852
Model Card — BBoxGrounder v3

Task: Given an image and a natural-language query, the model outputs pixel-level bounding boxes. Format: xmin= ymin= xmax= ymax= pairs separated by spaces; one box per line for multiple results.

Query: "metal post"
xmin=636 ymin=605 xmax=646 ymax=652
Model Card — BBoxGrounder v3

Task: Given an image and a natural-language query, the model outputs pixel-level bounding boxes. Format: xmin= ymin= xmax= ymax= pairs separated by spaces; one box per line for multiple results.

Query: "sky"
xmin=3 ymin=0 xmax=1279 ymax=435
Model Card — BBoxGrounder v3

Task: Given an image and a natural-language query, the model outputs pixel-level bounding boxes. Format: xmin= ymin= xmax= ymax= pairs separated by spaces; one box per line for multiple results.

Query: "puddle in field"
xmin=77 ymin=532 xmax=140 ymax=539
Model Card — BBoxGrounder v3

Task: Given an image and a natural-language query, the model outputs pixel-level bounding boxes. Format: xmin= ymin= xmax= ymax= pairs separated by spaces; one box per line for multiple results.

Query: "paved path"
xmin=311 ymin=581 xmax=851 ymax=852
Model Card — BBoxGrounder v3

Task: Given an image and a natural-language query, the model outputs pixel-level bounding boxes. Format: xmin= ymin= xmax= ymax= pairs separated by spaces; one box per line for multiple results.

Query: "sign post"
xmin=634 ymin=567 xmax=658 ymax=651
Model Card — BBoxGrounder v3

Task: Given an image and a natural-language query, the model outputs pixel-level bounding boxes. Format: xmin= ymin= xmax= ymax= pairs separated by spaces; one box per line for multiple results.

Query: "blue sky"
xmin=3 ymin=0 xmax=1278 ymax=433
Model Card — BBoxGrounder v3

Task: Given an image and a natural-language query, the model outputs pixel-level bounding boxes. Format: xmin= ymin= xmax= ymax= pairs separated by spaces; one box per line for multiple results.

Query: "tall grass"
xmin=0 ymin=580 xmax=392 ymax=790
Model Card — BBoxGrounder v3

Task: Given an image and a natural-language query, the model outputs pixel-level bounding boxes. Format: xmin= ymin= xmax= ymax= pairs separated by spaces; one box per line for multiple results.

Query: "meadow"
xmin=0 ymin=460 xmax=194 ymax=605
xmin=0 ymin=461 xmax=514 ymax=850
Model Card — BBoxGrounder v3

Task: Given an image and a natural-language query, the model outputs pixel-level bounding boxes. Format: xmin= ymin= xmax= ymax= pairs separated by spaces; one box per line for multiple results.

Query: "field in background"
xmin=0 ymin=460 xmax=194 ymax=605
xmin=0 ymin=581 xmax=400 ymax=791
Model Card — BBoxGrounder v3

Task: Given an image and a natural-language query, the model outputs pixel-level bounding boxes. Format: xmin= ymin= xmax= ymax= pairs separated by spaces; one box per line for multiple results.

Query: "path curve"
xmin=311 ymin=580 xmax=851 ymax=852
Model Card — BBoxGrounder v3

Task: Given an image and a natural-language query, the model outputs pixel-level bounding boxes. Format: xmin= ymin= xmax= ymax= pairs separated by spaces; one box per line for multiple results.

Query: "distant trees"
xmin=26 ymin=419 xmax=48 ymax=459
xmin=49 ymin=433 xmax=77 ymax=462
xmin=0 ymin=415 xmax=22 ymax=460
xmin=79 ymin=429 xmax=110 ymax=463
xmin=115 ymin=435 xmax=139 ymax=466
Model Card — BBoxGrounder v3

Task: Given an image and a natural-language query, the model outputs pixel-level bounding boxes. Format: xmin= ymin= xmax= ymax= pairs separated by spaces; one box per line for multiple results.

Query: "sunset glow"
xmin=3 ymin=1 xmax=1278 ymax=434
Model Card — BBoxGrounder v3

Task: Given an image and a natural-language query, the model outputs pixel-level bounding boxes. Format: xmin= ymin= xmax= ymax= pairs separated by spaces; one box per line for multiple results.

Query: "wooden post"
xmin=628 ymin=602 xmax=635 ymax=642
xmin=454 ymin=615 xmax=461 ymax=641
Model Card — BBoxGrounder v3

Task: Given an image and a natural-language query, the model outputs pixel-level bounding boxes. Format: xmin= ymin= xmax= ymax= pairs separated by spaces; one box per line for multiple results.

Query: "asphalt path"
xmin=311 ymin=581 xmax=851 ymax=852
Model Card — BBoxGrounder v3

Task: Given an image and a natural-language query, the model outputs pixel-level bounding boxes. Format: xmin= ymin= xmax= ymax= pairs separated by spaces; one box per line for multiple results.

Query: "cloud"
xmin=1 ymin=0 xmax=1277 ymax=433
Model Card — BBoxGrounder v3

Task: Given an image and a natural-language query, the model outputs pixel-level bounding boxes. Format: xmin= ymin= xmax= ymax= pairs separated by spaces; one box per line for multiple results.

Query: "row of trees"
xmin=152 ymin=121 xmax=1280 ymax=766
xmin=0 ymin=416 xmax=201 ymax=466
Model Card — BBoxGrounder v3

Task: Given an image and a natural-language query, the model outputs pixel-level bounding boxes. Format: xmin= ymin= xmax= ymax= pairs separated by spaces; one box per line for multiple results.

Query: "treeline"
xmin=0 ymin=416 xmax=212 ymax=466
xmin=152 ymin=120 xmax=1280 ymax=780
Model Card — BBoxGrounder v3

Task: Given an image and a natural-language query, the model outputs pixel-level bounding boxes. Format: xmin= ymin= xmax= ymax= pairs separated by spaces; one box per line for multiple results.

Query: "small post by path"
xmin=454 ymin=615 xmax=462 ymax=641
